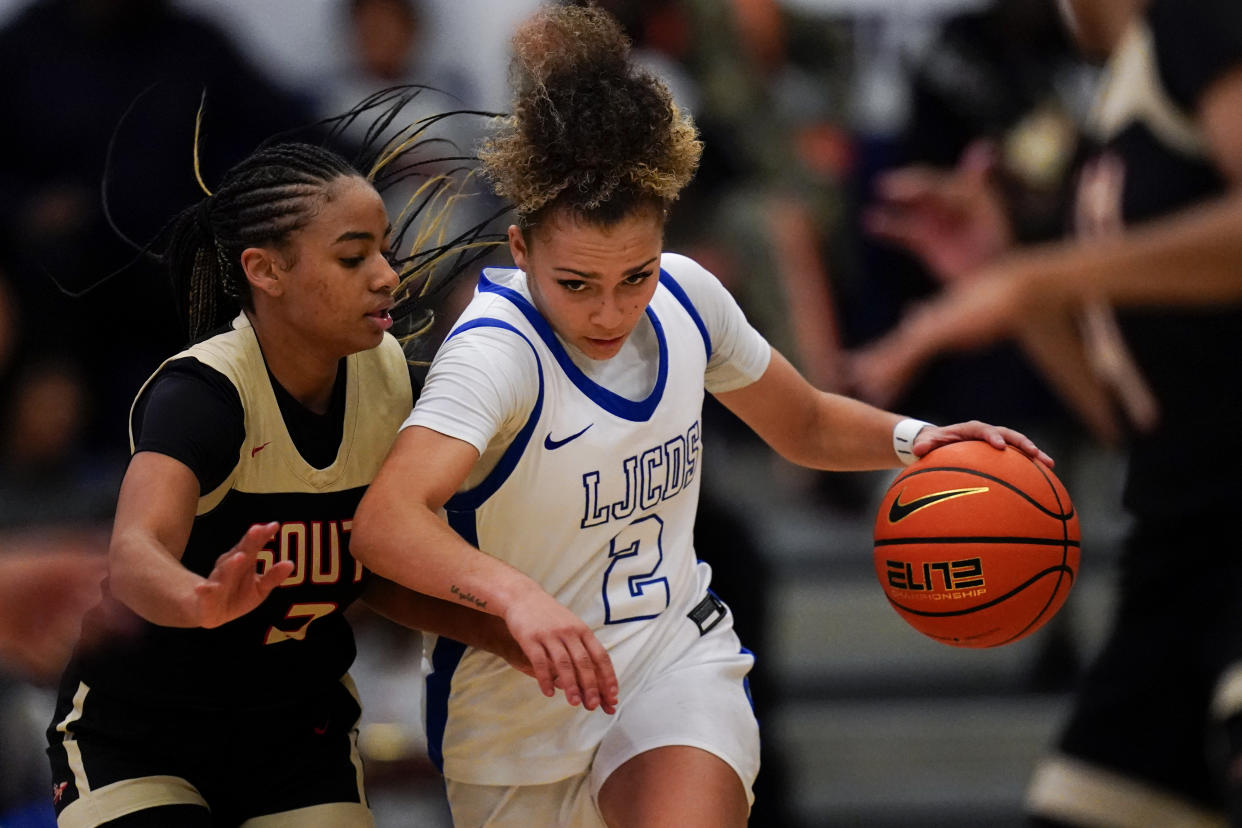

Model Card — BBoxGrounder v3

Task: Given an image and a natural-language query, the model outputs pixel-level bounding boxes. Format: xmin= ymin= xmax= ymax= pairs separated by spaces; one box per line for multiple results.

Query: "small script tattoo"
xmin=450 ymin=584 xmax=487 ymax=609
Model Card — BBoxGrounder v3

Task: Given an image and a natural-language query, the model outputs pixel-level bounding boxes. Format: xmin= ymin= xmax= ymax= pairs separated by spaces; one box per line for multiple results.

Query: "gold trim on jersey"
xmin=57 ymin=775 xmax=210 ymax=828
xmin=340 ymin=674 xmax=368 ymax=804
xmin=1212 ymin=662 xmax=1242 ymax=720
xmin=54 ymin=681 xmax=91 ymax=799
xmin=129 ymin=314 xmax=412 ymax=517
xmin=240 ymin=803 xmax=374 ymax=827
xmin=1026 ymin=754 xmax=1226 ymax=827
xmin=1091 ymin=22 xmax=1207 ymax=157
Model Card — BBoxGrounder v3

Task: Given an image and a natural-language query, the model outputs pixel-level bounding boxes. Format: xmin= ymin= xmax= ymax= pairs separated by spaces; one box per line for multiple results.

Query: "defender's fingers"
xmin=209 ymin=548 xmax=251 ymax=581
xmin=257 ymin=559 xmax=295 ymax=592
xmin=236 ymin=522 xmax=279 ymax=554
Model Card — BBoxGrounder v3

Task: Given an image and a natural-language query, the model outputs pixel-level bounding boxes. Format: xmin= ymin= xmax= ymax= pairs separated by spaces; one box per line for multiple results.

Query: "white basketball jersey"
xmin=425 ymin=265 xmax=719 ymax=786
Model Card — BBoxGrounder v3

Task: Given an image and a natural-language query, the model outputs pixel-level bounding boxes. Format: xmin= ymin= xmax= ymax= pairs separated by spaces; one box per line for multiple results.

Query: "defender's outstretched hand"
xmin=195 ymin=522 xmax=294 ymax=629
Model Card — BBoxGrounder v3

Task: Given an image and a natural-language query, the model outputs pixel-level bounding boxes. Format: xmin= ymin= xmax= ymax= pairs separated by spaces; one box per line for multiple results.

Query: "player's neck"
xmin=247 ymin=312 xmax=339 ymax=414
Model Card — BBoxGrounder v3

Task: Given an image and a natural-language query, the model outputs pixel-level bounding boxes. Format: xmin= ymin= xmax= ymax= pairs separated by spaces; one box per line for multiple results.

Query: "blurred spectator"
xmin=405 ymin=0 xmax=542 ymax=113
xmin=844 ymin=0 xmax=1090 ymax=443
xmin=592 ymin=0 xmax=701 ymax=114
xmin=318 ymin=0 xmax=478 ymax=117
xmin=0 ymin=359 xmax=118 ymax=530
xmin=0 ymin=2 xmax=317 ymax=823
xmin=671 ymin=0 xmax=851 ymax=397
xmin=0 ymin=0 xmax=317 ymax=464
xmin=313 ymin=0 xmax=511 ymax=371
xmin=844 ymin=4 xmax=1119 ymax=703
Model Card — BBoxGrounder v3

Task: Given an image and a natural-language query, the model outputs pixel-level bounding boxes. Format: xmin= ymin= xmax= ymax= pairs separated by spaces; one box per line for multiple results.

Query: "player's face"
xmin=509 ymin=209 xmax=663 ymax=361
xmin=270 ymin=175 xmax=398 ymax=356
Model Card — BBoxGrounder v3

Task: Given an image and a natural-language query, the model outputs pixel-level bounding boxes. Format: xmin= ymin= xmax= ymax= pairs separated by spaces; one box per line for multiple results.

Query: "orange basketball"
xmin=873 ymin=440 xmax=1079 ymax=648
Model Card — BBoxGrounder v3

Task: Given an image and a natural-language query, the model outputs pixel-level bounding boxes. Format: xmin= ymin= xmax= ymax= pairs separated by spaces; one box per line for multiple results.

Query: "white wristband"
xmin=893 ymin=418 xmax=932 ymax=466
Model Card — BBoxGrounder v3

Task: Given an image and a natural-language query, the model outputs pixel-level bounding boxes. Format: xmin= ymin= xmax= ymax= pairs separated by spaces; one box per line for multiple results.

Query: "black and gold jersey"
xmin=74 ymin=314 xmax=413 ymax=709
xmin=1089 ymin=0 xmax=1242 ymax=518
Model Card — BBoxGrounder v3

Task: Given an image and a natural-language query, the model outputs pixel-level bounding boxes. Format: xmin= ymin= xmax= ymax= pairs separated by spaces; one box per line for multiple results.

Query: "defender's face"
xmin=272 ymin=175 xmax=398 ymax=357
xmin=510 ymin=210 xmax=664 ymax=361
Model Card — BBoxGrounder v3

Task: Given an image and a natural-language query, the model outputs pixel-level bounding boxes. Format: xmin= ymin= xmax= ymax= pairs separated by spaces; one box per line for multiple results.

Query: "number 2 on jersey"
xmin=602 ymin=515 xmax=669 ymax=624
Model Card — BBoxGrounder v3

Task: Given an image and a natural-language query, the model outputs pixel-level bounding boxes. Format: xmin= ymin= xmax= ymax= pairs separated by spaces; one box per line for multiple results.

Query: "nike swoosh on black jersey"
xmin=544 ymin=424 xmax=594 ymax=450
xmin=887 ymin=486 xmax=989 ymax=523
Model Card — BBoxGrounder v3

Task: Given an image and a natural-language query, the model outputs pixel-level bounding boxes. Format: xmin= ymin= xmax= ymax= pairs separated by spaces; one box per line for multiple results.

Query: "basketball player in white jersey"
xmin=351 ymin=6 xmax=1052 ymax=826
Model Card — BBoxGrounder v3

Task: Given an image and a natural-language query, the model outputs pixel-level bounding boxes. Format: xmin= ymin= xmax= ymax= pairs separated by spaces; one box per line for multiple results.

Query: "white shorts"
xmin=445 ymin=602 xmax=759 ymax=827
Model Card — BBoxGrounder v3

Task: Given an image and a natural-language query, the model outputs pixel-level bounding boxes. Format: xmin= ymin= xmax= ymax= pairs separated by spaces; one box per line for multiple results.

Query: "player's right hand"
xmin=502 ymin=587 xmax=618 ymax=715
xmin=195 ymin=522 xmax=293 ymax=629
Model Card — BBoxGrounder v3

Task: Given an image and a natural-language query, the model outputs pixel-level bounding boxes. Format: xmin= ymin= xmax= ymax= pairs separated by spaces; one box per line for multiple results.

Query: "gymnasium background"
xmin=0 ymin=1 xmax=1128 ymax=825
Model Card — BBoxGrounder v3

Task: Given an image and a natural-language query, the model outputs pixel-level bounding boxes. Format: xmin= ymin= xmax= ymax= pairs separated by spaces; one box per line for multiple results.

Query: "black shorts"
xmin=46 ymin=674 xmax=371 ymax=827
xmin=1053 ymin=517 xmax=1242 ymax=807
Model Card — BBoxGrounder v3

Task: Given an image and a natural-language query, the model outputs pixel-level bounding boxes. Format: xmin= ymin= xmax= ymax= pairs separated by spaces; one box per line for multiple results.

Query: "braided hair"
xmin=150 ymin=86 xmax=503 ymax=349
xmin=479 ymin=3 xmax=702 ymax=230
xmin=162 ymin=143 xmax=357 ymax=342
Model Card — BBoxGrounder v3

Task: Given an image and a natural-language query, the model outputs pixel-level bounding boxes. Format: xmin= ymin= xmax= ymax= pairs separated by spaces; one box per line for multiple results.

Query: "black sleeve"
xmin=408 ymin=361 xmax=424 ymax=403
xmin=1151 ymin=0 xmax=1242 ymax=113
xmin=131 ymin=358 xmax=245 ymax=494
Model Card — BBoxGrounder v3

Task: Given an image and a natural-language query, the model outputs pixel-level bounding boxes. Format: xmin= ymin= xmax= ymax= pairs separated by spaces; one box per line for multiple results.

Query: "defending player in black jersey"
xmin=855 ymin=0 xmax=1242 ymax=823
xmin=45 ymin=137 xmax=522 ymax=827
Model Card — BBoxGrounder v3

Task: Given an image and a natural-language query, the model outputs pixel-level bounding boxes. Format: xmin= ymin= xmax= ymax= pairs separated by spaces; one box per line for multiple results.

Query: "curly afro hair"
xmin=479 ymin=3 xmax=701 ymax=227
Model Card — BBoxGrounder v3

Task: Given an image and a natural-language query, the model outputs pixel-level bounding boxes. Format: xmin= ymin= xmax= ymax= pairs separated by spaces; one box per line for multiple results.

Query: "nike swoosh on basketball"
xmin=251 ymin=441 xmax=272 ymax=457
xmin=544 ymin=424 xmax=593 ymax=450
xmin=887 ymin=486 xmax=989 ymax=523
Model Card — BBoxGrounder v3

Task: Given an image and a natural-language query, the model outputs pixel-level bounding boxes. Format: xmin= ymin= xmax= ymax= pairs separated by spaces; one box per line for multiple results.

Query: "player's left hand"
xmin=913 ymin=421 xmax=1054 ymax=468
xmin=195 ymin=522 xmax=294 ymax=629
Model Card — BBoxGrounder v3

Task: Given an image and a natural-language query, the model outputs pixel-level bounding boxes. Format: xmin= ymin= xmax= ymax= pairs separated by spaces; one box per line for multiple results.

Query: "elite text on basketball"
xmin=885 ymin=557 xmax=986 ymax=592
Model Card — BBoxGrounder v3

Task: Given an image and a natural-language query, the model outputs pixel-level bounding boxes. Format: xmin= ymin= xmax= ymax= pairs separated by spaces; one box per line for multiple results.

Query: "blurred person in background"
xmin=318 ymin=0 xmax=478 ymax=119
xmin=0 ymin=0 xmax=317 ymax=466
xmin=0 ymin=3 xmax=321 ymax=822
xmin=850 ymin=0 xmax=1242 ymax=823
xmin=0 ymin=273 xmax=115 ymax=826
xmin=0 ymin=359 xmax=117 ymax=530
xmin=847 ymin=0 xmax=1089 ymax=440
xmin=315 ymin=0 xmax=505 ymax=346
xmin=670 ymin=0 xmax=851 ymax=400
xmin=848 ymin=0 xmax=1098 ymax=694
